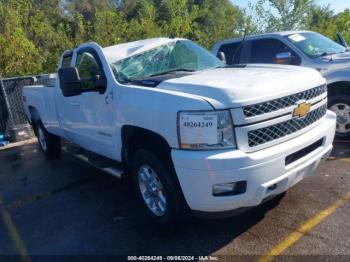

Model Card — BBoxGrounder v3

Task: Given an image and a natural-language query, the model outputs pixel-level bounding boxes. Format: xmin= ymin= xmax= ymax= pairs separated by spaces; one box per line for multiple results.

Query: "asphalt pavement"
xmin=0 ymin=140 xmax=349 ymax=260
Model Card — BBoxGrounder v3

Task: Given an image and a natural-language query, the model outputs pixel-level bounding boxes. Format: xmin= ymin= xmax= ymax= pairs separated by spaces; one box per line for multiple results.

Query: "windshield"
xmin=111 ymin=40 xmax=224 ymax=83
xmin=285 ymin=32 xmax=346 ymax=58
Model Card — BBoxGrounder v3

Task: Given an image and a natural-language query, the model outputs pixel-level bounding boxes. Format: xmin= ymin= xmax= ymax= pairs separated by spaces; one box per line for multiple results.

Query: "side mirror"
xmin=217 ymin=52 xmax=227 ymax=64
xmin=275 ymin=52 xmax=292 ymax=64
xmin=58 ymin=67 xmax=82 ymax=97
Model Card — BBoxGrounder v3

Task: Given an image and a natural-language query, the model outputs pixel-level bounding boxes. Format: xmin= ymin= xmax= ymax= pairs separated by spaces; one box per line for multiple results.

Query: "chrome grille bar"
xmin=243 ymin=85 xmax=327 ymax=118
xmin=247 ymin=103 xmax=327 ymax=147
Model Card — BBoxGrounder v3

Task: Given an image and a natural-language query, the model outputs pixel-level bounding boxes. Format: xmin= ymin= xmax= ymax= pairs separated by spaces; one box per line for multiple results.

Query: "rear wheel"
xmin=328 ymin=94 xmax=350 ymax=139
xmin=35 ymin=121 xmax=61 ymax=158
xmin=131 ymin=149 xmax=186 ymax=225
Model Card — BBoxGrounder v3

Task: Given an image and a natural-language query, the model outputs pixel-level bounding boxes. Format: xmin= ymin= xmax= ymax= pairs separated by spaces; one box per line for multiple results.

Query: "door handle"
xmin=105 ymin=90 xmax=113 ymax=105
xmin=70 ymin=100 xmax=80 ymax=107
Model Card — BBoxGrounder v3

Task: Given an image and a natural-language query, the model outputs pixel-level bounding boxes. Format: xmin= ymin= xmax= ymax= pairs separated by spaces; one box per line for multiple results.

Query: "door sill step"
xmin=63 ymin=144 xmax=123 ymax=179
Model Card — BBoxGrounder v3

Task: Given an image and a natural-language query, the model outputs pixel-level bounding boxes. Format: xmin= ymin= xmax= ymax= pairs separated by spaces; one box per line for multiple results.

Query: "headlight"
xmin=178 ymin=110 xmax=236 ymax=150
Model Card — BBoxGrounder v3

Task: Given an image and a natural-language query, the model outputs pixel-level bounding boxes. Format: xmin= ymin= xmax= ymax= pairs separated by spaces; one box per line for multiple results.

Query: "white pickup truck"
xmin=23 ymin=38 xmax=336 ymax=225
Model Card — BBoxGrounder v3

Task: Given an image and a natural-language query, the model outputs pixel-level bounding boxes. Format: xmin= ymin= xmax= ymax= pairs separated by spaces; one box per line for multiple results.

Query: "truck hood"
xmin=332 ymin=52 xmax=350 ymax=62
xmin=317 ymin=51 xmax=350 ymax=63
xmin=315 ymin=52 xmax=350 ymax=77
xmin=157 ymin=64 xmax=325 ymax=109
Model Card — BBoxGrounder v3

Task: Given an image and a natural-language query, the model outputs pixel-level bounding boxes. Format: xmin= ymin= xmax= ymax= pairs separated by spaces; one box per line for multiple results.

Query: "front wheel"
xmin=328 ymin=94 xmax=350 ymax=139
xmin=35 ymin=121 xmax=61 ymax=158
xmin=131 ymin=149 xmax=187 ymax=225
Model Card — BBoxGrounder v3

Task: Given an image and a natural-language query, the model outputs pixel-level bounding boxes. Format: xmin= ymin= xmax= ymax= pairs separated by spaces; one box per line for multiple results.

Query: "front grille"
xmin=243 ymin=85 xmax=327 ymax=118
xmin=248 ymin=104 xmax=327 ymax=147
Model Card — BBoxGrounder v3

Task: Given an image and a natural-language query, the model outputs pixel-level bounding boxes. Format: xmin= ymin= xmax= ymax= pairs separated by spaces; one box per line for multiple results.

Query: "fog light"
xmin=212 ymin=181 xmax=247 ymax=197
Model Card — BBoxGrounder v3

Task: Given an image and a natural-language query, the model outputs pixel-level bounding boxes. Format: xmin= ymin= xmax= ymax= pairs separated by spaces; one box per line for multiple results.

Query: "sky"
xmin=232 ymin=0 xmax=349 ymax=14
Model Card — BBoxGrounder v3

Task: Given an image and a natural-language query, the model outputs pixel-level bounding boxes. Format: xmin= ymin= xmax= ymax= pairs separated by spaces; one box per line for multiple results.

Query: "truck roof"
xmin=265 ymin=30 xmax=311 ymax=37
xmin=214 ymin=30 xmax=312 ymax=46
xmin=102 ymin=38 xmax=181 ymax=64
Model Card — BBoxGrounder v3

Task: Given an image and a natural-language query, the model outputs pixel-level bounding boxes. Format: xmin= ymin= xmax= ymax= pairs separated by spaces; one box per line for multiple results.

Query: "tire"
xmin=328 ymin=94 xmax=350 ymax=139
xmin=35 ymin=121 xmax=61 ymax=158
xmin=131 ymin=149 xmax=187 ymax=225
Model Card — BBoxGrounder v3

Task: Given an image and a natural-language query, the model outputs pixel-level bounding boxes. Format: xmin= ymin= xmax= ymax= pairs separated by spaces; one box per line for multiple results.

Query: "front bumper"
xmin=171 ymin=111 xmax=336 ymax=213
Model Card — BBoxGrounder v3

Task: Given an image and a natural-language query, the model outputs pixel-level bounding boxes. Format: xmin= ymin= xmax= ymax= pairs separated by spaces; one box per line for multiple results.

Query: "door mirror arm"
xmin=91 ymin=75 xmax=107 ymax=94
xmin=80 ymin=75 xmax=107 ymax=94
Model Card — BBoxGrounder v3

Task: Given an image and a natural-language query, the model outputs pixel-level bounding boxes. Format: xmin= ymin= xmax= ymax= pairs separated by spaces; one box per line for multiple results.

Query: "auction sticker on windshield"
xmin=288 ymin=34 xmax=306 ymax=42
xmin=179 ymin=114 xmax=218 ymax=145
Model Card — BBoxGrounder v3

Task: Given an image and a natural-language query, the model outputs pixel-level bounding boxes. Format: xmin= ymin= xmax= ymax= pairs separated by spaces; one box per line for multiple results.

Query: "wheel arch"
xmin=327 ymin=87 xmax=350 ymax=138
xmin=121 ymin=125 xmax=189 ymax=219
xmin=327 ymin=81 xmax=350 ymax=96
xmin=28 ymin=106 xmax=41 ymax=135
xmin=121 ymin=125 xmax=173 ymax=167
xmin=28 ymin=106 xmax=41 ymax=123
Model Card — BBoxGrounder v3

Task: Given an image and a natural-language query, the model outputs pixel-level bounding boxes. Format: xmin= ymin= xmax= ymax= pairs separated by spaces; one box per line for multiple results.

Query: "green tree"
xmin=118 ymin=0 xmax=146 ymax=20
xmin=334 ymin=9 xmax=350 ymax=44
xmin=64 ymin=0 xmax=116 ymax=20
xmin=0 ymin=0 xmax=42 ymax=77
xmin=307 ymin=4 xmax=337 ymax=41
xmin=159 ymin=0 xmax=199 ymax=38
xmin=250 ymin=0 xmax=315 ymax=32
xmin=26 ymin=0 xmax=73 ymax=73
xmin=3 ymin=0 xmax=347 ymax=78
xmin=191 ymin=0 xmax=246 ymax=48
xmin=92 ymin=9 xmax=128 ymax=46
xmin=125 ymin=0 xmax=163 ymax=41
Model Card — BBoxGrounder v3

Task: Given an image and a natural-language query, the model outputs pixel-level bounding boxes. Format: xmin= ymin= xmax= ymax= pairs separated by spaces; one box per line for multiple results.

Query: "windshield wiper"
xmin=121 ymin=68 xmax=196 ymax=84
xmin=121 ymin=68 xmax=195 ymax=85
xmin=316 ymin=52 xmax=337 ymax=58
xmin=216 ymin=64 xmax=247 ymax=68
xmin=149 ymin=68 xmax=195 ymax=77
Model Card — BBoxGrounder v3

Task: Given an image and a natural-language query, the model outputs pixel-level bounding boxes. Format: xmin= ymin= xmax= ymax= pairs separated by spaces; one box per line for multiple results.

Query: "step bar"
xmin=62 ymin=145 xmax=123 ymax=179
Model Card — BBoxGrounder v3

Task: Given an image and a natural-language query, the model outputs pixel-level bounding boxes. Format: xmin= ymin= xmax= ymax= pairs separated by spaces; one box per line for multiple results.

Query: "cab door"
xmin=64 ymin=48 xmax=117 ymax=159
xmin=55 ymin=51 xmax=85 ymax=141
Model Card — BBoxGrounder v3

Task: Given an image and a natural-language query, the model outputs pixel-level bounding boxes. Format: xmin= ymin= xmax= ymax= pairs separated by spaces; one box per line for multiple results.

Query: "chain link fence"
xmin=0 ymin=74 xmax=54 ymax=142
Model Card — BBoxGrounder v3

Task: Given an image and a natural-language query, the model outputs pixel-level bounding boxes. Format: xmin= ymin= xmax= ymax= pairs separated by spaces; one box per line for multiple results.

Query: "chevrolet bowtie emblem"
xmin=293 ymin=102 xmax=311 ymax=118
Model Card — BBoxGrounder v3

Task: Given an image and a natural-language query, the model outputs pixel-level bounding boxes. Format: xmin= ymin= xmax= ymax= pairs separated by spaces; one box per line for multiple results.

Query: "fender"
xmin=324 ymin=69 xmax=350 ymax=85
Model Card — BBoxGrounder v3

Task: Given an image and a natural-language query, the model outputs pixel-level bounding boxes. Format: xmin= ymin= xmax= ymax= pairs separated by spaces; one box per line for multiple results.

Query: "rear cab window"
xmin=217 ymin=41 xmax=242 ymax=65
xmin=61 ymin=52 xmax=73 ymax=68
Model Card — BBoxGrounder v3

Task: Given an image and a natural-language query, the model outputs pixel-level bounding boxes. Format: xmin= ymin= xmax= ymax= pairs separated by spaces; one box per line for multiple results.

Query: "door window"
xmin=248 ymin=38 xmax=301 ymax=65
xmin=76 ymin=51 xmax=103 ymax=90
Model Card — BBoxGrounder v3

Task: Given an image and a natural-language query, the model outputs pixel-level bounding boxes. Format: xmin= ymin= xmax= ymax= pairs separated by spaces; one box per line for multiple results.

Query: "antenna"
xmin=232 ymin=27 xmax=248 ymax=64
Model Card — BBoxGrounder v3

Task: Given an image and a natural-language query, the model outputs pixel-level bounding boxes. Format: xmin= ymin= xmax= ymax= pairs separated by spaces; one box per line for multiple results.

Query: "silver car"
xmin=213 ymin=31 xmax=350 ymax=138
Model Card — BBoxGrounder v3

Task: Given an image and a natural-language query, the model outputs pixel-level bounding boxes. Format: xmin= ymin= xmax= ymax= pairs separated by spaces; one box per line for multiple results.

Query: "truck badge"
xmin=293 ymin=102 xmax=311 ymax=118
